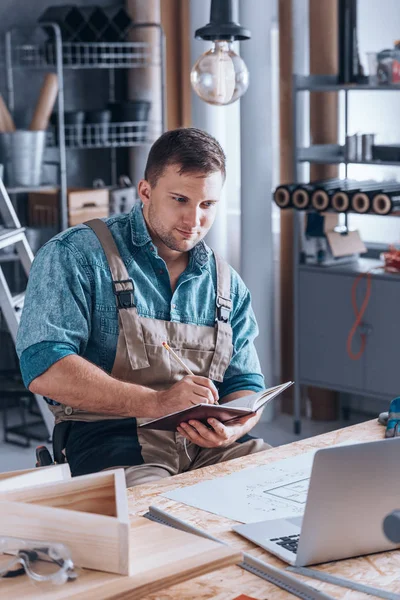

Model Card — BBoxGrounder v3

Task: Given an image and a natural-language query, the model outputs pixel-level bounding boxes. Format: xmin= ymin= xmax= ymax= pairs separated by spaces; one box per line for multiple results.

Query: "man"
xmin=17 ymin=127 xmax=270 ymax=487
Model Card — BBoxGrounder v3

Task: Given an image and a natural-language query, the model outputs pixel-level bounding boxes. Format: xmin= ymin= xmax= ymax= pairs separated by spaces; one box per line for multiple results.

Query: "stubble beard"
xmin=148 ymin=204 xmax=198 ymax=253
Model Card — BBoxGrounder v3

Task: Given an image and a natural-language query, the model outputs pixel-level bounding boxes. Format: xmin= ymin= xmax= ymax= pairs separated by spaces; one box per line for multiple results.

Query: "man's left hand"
xmin=176 ymin=411 xmax=261 ymax=449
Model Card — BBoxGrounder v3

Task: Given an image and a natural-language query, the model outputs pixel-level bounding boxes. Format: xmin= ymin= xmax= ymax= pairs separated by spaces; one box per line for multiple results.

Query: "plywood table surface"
xmin=127 ymin=419 xmax=400 ymax=600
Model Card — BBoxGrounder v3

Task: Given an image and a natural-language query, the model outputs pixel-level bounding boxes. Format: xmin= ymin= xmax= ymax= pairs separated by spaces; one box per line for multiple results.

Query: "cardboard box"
xmin=28 ymin=187 xmax=109 ymax=228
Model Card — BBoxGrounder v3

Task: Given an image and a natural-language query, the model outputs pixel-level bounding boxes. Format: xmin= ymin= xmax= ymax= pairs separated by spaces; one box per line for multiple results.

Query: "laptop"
xmin=233 ymin=437 xmax=400 ymax=566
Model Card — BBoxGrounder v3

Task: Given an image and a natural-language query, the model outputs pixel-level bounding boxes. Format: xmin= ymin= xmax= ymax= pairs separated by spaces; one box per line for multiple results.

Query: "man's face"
xmin=139 ymin=164 xmax=223 ymax=254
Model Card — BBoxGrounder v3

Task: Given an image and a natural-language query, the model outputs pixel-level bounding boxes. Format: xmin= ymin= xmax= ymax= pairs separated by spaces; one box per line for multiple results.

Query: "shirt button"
xmin=64 ymin=406 xmax=73 ymax=416
xmin=172 ymin=303 xmax=176 ymax=308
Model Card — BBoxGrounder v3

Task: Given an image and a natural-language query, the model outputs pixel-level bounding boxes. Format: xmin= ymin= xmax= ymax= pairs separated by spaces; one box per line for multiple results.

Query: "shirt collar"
xmin=129 ymin=202 xmax=211 ymax=268
xmin=130 ymin=202 xmax=152 ymax=246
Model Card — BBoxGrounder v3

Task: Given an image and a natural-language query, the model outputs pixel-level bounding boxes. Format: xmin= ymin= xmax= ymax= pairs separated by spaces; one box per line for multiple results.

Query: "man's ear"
xmin=138 ymin=179 xmax=151 ymax=205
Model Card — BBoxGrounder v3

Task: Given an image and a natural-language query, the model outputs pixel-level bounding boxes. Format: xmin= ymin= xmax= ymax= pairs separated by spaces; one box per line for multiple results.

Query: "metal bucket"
xmin=0 ymin=130 xmax=46 ymax=187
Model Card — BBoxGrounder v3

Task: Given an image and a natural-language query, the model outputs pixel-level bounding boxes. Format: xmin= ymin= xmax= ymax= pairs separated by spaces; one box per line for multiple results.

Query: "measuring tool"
xmin=144 ymin=506 xmax=335 ymax=600
xmin=288 ymin=566 xmax=400 ymax=600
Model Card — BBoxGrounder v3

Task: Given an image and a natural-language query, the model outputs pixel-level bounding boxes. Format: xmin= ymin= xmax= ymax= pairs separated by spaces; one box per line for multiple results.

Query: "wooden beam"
xmin=310 ymin=0 xmax=338 ymax=181
xmin=160 ymin=0 xmax=192 ymax=129
xmin=279 ymin=0 xmax=295 ymax=413
xmin=308 ymin=0 xmax=339 ymax=420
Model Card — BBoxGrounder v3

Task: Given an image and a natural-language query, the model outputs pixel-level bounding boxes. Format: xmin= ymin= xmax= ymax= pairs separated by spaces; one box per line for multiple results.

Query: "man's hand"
xmin=176 ymin=410 xmax=262 ymax=448
xmin=155 ymin=375 xmax=219 ymax=417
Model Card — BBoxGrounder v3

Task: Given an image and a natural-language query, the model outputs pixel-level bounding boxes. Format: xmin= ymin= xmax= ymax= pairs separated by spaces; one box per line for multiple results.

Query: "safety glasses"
xmin=0 ymin=536 xmax=78 ymax=585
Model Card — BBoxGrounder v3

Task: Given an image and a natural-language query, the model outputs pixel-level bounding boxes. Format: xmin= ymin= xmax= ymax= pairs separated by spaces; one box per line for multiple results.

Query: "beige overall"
xmin=49 ymin=219 xmax=269 ymax=487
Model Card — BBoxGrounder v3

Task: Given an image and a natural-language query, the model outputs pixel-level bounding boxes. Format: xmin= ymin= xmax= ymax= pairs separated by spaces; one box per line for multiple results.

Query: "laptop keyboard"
xmin=270 ymin=534 xmax=300 ymax=554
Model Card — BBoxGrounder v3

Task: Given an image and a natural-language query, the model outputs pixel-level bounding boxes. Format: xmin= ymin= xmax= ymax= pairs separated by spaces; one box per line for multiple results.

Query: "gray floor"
xmin=0 ymin=405 xmax=375 ymax=474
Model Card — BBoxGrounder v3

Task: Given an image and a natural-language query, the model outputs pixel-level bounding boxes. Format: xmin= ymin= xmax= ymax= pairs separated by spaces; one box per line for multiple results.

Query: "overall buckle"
xmin=216 ymin=297 xmax=232 ymax=323
xmin=113 ymin=278 xmax=135 ymax=309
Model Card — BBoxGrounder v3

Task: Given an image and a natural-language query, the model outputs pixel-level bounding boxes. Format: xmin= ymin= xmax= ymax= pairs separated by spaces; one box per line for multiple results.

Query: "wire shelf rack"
xmin=47 ymin=121 xmax=161 ymax=149
xmin=9 ymin=41 xmax=159 ymax=69
xmin=4 ymin=21 xmax=166 ymax=230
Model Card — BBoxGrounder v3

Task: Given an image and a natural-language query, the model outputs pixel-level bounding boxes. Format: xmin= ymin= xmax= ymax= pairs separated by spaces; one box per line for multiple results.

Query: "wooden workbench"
xmin=127 ymin=419 xmax=400 ymax=599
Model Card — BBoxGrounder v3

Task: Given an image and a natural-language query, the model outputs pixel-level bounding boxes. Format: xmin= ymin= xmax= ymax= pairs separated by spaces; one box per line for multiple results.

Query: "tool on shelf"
xmin=29 ymin=73 xmax=59 ymax=131
xmin=0 ymin=95 xmax=16 ymax=132
xmin=338 ymin=0 xmax=362 ymax=84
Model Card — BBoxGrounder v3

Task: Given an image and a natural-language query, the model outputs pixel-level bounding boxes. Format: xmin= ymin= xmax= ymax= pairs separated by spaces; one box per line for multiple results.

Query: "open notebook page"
xmin=224 ymin=382 xmax=293 ymax=411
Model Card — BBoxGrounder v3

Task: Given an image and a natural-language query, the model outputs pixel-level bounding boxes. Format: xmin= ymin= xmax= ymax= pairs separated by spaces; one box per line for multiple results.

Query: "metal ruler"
xmin=144 ymin=506 xmax=335 ymax=600
xmin=288 ymin=566 xmax=400 ymax=600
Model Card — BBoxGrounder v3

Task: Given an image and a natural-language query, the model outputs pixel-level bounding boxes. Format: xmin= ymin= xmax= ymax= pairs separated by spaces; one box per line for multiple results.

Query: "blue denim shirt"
xmin=16 ymin=203 xmax=264 ymax=401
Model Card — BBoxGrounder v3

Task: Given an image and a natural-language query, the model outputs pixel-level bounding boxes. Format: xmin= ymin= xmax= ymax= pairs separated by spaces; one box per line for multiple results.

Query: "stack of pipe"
xmin=274 ymin=179 xmax=400 ymax=215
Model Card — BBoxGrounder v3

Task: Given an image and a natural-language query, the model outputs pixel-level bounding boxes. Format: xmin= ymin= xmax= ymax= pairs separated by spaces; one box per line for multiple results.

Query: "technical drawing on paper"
xmin=164 ymin=442 xmax=359 ymax=524
xmin=264 ymin=478 xmax=309 ymax=504
xmin=164 ymin=450 xmax=317 ymax=523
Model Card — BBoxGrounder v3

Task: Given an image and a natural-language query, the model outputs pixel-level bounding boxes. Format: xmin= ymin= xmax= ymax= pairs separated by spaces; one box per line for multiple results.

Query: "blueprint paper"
xmin=163 ymin=442 xmax=359 ymax=523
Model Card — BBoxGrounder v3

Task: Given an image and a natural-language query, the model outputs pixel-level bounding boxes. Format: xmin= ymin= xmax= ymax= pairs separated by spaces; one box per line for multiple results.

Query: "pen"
xmin=161 ymin=341 xmax=219 ymax=404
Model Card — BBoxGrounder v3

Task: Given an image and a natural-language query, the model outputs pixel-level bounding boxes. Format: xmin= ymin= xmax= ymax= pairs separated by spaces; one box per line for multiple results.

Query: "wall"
xmin=189 ymin=0 xmax=241 ymax=266
xmin=240 ymin=0 xmax=278 ymax=399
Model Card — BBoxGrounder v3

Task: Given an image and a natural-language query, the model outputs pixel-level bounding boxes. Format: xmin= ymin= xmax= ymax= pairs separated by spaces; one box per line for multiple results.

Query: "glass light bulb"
xmin=190 ymin=41 xmax=249 ymax=106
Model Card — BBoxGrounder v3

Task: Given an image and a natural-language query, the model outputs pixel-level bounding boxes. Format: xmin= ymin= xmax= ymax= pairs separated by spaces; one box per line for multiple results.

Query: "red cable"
xmin=346 ymin=271 xmax=372 ymax=361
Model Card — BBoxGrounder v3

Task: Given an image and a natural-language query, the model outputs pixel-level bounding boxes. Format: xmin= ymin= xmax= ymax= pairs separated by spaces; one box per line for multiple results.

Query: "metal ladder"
xmin=0 ymin=178 xmax=54 ymax=437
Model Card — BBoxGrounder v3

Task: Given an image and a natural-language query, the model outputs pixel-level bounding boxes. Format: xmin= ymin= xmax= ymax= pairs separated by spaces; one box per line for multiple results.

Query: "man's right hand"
xmin=155 ymin=376 xmax=219 ymax=417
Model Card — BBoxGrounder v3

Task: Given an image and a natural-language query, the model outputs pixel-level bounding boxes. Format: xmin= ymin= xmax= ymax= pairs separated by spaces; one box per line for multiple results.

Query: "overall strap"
xmin=208 ymin=251 xmax=233 ymax=382
xmin=85 ymin=219 xmax=149 ymax=370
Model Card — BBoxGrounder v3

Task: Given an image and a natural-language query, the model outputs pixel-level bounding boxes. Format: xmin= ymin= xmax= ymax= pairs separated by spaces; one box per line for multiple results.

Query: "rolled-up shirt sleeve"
xmin=16 ymin=238 xmax=92 ymax=387
xmin=218 ymin=282 xmax=265 ymax=400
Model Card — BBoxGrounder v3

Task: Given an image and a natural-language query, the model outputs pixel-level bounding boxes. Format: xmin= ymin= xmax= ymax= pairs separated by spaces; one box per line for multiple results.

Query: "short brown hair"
xmin=144 ymin=127 xmax=226 ymax=187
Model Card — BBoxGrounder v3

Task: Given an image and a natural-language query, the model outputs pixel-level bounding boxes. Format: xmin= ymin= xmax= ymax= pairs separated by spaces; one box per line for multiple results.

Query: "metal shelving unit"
xmin=296 ymin=74 xmax=400 ymax=91
xmin=9 ymin=40 xmax=158 ymax=70
xmin=292 ymin=74 xmax=400 ymax=435
xmin=6 ymin=185 xmax=59 ymax=194
xmin=48 ymin=121 xmax=159 ymax=149
xmin=298 ymin=145 xmax=400 ymax=167
xmin=4 ymin=22 xmax=166 ymax=231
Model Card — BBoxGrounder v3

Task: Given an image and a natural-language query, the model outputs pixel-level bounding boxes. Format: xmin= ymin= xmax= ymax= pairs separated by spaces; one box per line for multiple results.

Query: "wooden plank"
xmin=0 ymin=464 xmax=70 ymax=491
xmin=114 ymin=469 xmax=131 ymax=575
xmin=0 ymin=469 xmax=117 ymax=516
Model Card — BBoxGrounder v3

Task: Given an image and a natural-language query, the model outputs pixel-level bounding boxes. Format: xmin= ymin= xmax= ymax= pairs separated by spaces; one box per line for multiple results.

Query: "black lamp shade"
xmin=195 ymin=0 xmax=250 ymax=41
